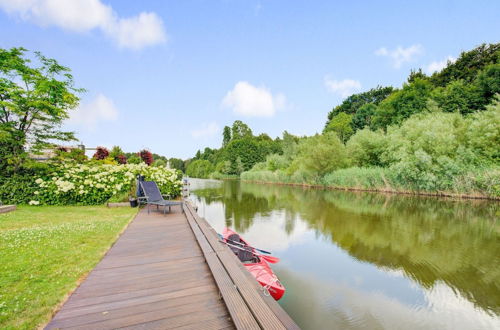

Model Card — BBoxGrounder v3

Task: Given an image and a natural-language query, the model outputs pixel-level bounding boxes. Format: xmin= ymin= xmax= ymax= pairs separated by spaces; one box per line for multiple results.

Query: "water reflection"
xmin=188 ymin=179 xmax=500 ymax=329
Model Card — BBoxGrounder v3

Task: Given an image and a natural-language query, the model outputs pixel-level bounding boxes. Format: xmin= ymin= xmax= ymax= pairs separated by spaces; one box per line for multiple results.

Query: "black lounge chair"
xmin=139 ymin=181 xmax=183 ymax=214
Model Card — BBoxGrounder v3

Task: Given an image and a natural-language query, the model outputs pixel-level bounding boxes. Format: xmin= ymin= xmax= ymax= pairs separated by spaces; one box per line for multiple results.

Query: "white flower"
xmin=29 ymin=200 xmax=40 ymax=205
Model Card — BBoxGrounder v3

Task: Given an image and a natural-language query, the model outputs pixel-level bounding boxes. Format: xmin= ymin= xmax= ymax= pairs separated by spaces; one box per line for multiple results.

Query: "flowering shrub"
xmin=23 ymin=162 xmax=182 ymax=205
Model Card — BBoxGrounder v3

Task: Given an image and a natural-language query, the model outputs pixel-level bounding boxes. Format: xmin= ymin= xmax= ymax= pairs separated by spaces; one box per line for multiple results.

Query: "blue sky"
xmin=1 ymin=0 xmax=499 ymax=159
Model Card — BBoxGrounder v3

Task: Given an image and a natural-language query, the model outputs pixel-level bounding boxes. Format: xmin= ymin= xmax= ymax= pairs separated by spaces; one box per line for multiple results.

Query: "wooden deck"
xmin=45 ymin=202 xmax=299 ymax=330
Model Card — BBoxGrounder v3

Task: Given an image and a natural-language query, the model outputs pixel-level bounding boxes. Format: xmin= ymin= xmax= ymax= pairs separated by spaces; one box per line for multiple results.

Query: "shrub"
xmin=127 ymin=154 xmax=142 ymax=164
xmin=346 ymin=128 xmax=388 ymax=167
xmin=152 ymin=159 xmax=167 ymax=167
xmin=116 ymin=154 xmax=127 ymax=164
xmin=186 ymin=159 xmax=214 ymax=178
xmin=291 ymin=132 xmax=349 ymax=178
xmin=0 ymin=162 xmax=182 ymax=205
xmin=93 ymin=147 xmax=109 ymax=160
xmin=139 ymin=149 xmax=153 ymax=166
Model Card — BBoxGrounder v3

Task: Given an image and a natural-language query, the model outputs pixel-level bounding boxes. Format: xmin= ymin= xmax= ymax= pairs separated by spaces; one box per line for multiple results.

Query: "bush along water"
xmin=242 ymin=98 xmax=500 ymax=199
xmin=0 ymin=162 xmax=182 ymax=205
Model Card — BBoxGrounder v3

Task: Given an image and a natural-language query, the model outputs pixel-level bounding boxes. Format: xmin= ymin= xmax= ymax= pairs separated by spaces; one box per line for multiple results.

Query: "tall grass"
xmin=242 ymin=166 xmax=500 ymax=198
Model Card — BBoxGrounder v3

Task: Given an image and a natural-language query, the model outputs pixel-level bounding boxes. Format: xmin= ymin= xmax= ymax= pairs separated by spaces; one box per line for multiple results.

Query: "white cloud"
xmin=191 ymin=121 xmax=220 ymax=139
xmin=375 ymin=44 xmax=424 ymax=68
xmin=324 ymin=76 xmax=362 ymax=98
xmin=0 ymin=0 xmax=166 ymax=49
xmin=426 ymin=56 xmax=456 ymax=74
xmin=69 ymin=94 xmax=118 ymax=129
xmin=222 ymin=81 xmax=285 ymax=117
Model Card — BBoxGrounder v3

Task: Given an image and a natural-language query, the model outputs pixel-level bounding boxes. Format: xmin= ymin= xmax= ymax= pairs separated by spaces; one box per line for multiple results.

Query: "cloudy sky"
xmin=1 ymin=0 xmax=499 ymax=158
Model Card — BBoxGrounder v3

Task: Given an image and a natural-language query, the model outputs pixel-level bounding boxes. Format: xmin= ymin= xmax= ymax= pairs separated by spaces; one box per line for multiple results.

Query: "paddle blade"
xmin=260 ymin=254 xmax=280 ymax=263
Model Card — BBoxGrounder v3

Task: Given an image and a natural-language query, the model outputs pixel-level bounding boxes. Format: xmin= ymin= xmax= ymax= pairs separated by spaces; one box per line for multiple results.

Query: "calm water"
xmin=187 ymin=179 xmax=500 ymax=330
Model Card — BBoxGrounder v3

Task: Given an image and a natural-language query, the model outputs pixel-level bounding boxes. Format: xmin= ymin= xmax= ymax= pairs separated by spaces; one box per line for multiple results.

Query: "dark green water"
xmin=187 ymin=179 xmax=500 ymax=330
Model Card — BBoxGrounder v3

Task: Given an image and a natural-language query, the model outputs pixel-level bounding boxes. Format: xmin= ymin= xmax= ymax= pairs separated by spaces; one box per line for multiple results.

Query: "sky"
xmin=1 ymin=0 xmax=499 ymax=159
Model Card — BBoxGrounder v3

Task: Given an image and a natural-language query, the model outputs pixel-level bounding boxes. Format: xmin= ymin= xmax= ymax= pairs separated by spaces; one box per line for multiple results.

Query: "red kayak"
xmin=222 ymin=228 xmax=285 ymax=300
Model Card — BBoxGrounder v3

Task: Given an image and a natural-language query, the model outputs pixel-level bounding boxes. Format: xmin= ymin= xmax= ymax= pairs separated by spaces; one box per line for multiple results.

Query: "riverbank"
xmin=239 ymin=165 xmax=500 ymax=200
xmin=240 ymin=179 xmax=500 ymax=200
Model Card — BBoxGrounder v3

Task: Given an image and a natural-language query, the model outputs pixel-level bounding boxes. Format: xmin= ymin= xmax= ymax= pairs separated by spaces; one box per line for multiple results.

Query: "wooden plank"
xmin=184 ymin=201 xmax=300 ymax=330
xmin=45 ymin=208 xmax=234 ymax=330
xmin=183 ymin=203 xmax=260 ymax=330
xmin=47 ymin=292 xmax=221 ymax=329
xmin=0 ymin=205 xmax=16 ymax=214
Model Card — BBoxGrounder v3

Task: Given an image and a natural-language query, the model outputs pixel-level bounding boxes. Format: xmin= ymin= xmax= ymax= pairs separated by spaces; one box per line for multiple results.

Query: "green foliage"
xmin=224 ymin=138 xmax=266 ymax=174
xmin=465 ymin=97 xmax=500 ymax=163
xmin=326 ymin=86 xmax=394 ymax=121
xmin=54 ymin=147 xmax=87 ymax=163
xmin=186 ymin=159 xmax=214 ymax=178
xmin=152 ymin=159 xmax=167 ymax=167
xmin=431 ymin=80 xmax=483 ymax=114
xmin=383 ymin=111 xmax=477 ymax=191
xmin=231 ymin=120 xmax=253 ymax=140
xmin=127 ymin=154 xmax=142 ymax=164
xmin=324 ymin=112 xmax=354 ymax=142
xmin=476 ymin=63 xmax=500 ymax=100
xmin=372 ymin=78 xmax=433 ymax=129
xmin=168 ymin=158 xmax=185 ymax=172
xmin=0 ymin=48 xmax=83 ymax=172
xmin=291 ymin=132 xmax=349 ymax=178
xmin=429 ymin=43 xmax=500 ymax=87
xmin=352 ymin=103 xmax=377 ymax=130
xmin=222 ymin=126 xmax=231 ymax=146
xmin=346 ymin=128 xmax=388 ymax=167
xmin=0 ymin=162 xmax=181 ymax=205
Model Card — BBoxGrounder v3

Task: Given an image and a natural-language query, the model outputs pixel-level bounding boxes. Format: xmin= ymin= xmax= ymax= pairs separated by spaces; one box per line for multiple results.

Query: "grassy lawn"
xmin=0 ymin=206 xmax=138 ymax=329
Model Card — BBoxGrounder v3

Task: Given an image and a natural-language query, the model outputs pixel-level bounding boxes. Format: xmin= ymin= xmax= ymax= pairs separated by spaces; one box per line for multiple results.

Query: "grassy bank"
xmin=241 ymin=166 xmax=500 ymax=199
xmin=0 ymin=206 xmax=138 ymax=329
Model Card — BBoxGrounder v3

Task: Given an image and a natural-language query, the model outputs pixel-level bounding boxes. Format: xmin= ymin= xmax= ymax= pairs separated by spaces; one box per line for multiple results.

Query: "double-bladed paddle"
xmin=218 ymin=239 xmax=280 ymax=263
xmin=217 ymin=233 xmax=272 ymax=254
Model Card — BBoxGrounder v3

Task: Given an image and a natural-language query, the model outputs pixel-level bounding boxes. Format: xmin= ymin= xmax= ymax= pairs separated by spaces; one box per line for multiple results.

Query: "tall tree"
xmin=231 ymin=120 xmax=253 ymax=140
xmin=222 ymin=126 xmax=231 ymax=146
xmin=0 ymin=47 xmax=82 ymax=172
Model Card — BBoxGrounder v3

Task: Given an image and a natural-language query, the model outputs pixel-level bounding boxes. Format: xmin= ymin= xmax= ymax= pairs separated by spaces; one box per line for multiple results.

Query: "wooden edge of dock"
xmin=182 ymin=200 xmax=300 ymax=330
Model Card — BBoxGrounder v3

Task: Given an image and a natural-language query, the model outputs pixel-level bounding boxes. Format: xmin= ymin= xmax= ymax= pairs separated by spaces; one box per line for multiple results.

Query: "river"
xmin=186 ymin=179 xmax=499 ymax=330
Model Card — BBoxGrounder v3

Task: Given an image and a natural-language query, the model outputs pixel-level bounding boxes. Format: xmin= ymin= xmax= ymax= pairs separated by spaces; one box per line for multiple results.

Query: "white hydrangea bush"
xmin=29 ymin=163 xmax=182 ymax=205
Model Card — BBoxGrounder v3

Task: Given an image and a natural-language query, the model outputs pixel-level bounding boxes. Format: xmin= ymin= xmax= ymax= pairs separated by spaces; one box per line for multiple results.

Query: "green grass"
xmin=0 ymin=205 xmax=138 ymax=329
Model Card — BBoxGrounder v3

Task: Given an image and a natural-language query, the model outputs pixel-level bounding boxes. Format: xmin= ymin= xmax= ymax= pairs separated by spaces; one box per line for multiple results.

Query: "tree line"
xmin=187 ymin=43 xmax=500 ymax=197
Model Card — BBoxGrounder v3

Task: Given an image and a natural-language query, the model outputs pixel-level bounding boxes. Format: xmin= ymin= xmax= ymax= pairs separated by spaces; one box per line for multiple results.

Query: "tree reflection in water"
xmin=190 ymin=179 xmax=499 ymax=318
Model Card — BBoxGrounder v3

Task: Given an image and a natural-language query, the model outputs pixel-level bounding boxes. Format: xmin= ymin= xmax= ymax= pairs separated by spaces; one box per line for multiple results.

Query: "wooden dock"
xmin=45 ymin=202 xmax=299 ymax=329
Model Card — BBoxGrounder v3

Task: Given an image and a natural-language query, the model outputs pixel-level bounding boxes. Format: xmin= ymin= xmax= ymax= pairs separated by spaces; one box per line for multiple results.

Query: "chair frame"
xmin=139 ymin=181 xmax=183 ymax=214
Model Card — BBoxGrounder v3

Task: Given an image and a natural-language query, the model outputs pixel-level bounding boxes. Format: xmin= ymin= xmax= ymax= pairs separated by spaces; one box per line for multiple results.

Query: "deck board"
xmin=45 ymin=201 xmax=299 ymax=330
xmin=45 ymin=207 xmax=234 ymax=330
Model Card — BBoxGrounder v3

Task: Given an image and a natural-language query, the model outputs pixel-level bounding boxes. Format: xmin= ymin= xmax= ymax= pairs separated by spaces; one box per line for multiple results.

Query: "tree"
xmin=352 ymin=103 xmax=377 ymax=130
xmin=93 ymin=146 xmax=109 ymax=160
xmin=429 ymin=43 xmax=500 ymax=87
xmin=169 ymin=158 xmax=185 ymax=172
xmin=291 ymin=132 xmax=349 ymax=177
xmin=346 ymin=128 xmax=388 ymax=167
xmin=324 ymin=112 xmax=354 ymax=142
xmin=372 ymin=78 xmax=433 ymax=129
xmin=139 ymin=149 xmax=153 ymax=166
xmin=325 ymin=86 xmax=394 ymax=124
xmin=186 ymin=159 xmax=214 ymax=178
xmin=222 ymin=126 xmax=231 ymax=146
xmin=431 ymin=80 xmax=482 ymax=114
xmin=0 ymin=47 xmax=82 ymax=172
xmin=231 ymin=120 xmax=253 ymax=140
